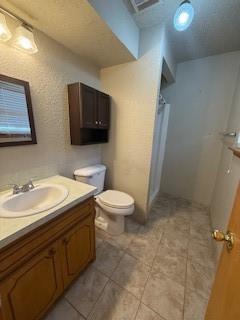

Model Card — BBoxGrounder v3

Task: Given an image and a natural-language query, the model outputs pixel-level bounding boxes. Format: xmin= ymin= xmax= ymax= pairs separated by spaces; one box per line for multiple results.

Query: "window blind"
xmin=0 ymin=80 xmax=31 ymax=135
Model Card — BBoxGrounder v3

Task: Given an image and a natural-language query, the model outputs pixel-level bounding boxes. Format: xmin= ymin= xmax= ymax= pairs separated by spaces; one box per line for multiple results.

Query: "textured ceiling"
xmin=131 ymin=0 xmax=240 ymax=63
xmin=2 ymin=0 xmax=135 ymax=67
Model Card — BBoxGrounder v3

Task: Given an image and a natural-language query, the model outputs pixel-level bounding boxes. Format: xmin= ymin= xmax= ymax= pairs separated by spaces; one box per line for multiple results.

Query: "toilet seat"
xmin=95 ymin=197 xmax=135 ymax=216
xmin=97 ymin=190 xmax=134 ymax=209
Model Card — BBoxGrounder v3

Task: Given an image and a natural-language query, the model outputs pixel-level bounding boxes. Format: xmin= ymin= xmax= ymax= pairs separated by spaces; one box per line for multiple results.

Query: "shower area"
xmin=148 ymin=92 xmax=170 ymax=207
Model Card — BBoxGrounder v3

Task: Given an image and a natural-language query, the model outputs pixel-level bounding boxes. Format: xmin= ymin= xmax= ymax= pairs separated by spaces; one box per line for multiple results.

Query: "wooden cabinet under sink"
xmin=0 ymin=197 xmax=96 ymax=320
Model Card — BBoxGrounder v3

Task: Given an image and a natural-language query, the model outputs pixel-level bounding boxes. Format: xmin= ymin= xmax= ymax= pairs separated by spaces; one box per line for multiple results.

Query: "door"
xmin=205 ymin=183 xmax=240 ymax=319
xmin=60 ymin=215 xmax=95 ymax=288
xmin=81 ymin=83 xmax=97 ymax=128
xmin=1 ymin=242 xmax=63 ymax=320
xmin=97 ymin=92 xmax=110 ymax=129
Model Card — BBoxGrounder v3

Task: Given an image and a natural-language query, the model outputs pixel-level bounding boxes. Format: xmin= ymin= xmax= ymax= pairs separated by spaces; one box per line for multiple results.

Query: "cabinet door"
xmin=60 ymin=214 xmax=95 ymax=288
xmin=1 ymin=242 xmax=63 ymax=320
xmin=81 ymin=84 xmax=97 ymax=128
xmin=97 ymin=92 xmax=110 ymax=129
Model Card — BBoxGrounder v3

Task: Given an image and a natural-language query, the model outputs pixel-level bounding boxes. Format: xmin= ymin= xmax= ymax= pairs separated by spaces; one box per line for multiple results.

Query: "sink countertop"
xmin=0 ymin=175 xmax=96 ymax=250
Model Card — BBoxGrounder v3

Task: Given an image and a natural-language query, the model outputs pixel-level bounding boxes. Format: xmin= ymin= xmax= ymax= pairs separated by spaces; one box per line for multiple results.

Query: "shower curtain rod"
xmin=159 ymin=94 xmax=167 ymax=105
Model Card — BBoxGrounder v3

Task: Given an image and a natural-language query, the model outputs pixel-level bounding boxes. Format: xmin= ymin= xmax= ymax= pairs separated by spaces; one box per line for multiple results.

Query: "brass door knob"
xmin=212 ymin=229 xmax=234 ymax=251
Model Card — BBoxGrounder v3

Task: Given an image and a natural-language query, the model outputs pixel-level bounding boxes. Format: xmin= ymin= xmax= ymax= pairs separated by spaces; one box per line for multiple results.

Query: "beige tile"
xmin=127 ymin=233 xmax=160 ymax=266
xmin=142 ymin=274 xmax=184 ymax=320
xmin=153 ymin=197 xmax=171 ymax=209
xmin=65 ymin=266 xmax=108 ymax=318
xmin=125 ymin=217 xmax=141 ymax=233
xmin=190 ymin=225 xmax=213 ymax=247
xmin=186 ymin=261 xmax=215 ymax=299
xmin=96 ymin=219 xmax=140 ymax=250
xmin=147 ymin=210 xmax=169 ymax=232
xmin=164 ymin=219 xmax=190 ymax=237
xmin=191 ymin=214 xmax=211 ymax=231
xmin=104 ymin=232 xmax=133 ymax=250
xmin=88 ymin=280 xmax=140 ymax=320
xmin=96 ymin=236 xmax=104 ymax=248
xmin=173 ymin=197 xmax=191 ymax=210
xmin=150 ymin=204 xmax=171 ymax=217
xmin=184 ymin=288 xmax=208 ymax=320
xmin=111 ymin=253 xmax=150 ymax=299
xmin=135 ymin=303 xmax=164 ymax=320
xmin=137 ymin=223 xmax=163 ymax=242
xmin=44 ymin=298 xmax=84 ymax=320
xmin=159 ymin=232 xmax=189 ymax=258
xmin=93 ymin=241 xmax=124 ymax=276
xmin=151 ymin=250 xmax=187 ymax=286
xmin=190 ymin=207 xmax=209 ymax=216
xmin=95 ymin=228 xmax=108 ymax=241
xmin=188 ymin=241 xmax=215 ymax=269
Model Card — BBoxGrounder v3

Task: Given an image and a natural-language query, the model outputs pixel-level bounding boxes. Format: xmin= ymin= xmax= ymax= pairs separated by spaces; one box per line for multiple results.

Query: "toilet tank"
xmin=74 ymin=164 xmax=106 ymax=195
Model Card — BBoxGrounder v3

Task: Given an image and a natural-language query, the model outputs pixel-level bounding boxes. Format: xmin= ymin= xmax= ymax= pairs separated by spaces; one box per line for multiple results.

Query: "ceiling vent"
xmin=129 ymin=0 xmax=160 ymax=13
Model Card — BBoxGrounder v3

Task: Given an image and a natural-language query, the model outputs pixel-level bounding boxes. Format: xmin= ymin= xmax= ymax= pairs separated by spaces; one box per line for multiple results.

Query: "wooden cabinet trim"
xmin=0 ymin=198 xmax=95 ymax=280
xmin=60 ymin=215 xmax=95 ymax=288
xmin=0 ymin=197 xmax=96 ymax=320
xmin=1 ymin=241 xmax=63 ymax=320
xmin=68 ymin=82 xmax=110 ymax=145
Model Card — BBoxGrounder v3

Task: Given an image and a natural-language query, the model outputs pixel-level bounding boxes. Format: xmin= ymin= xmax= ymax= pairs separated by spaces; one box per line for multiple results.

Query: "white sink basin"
xmin=0 ymin=184 xmax=69 ymax=218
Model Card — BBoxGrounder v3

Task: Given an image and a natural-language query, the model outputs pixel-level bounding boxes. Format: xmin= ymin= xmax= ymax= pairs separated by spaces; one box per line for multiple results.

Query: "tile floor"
xmin=45 ymin=194 xmax=216 ymax=320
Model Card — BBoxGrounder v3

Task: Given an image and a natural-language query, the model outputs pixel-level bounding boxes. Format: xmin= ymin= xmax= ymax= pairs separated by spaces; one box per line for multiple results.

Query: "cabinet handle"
xmin=99 ymin=121 xmax=102 ymax=125
xmin=95 ymin=121 xmax=98 ymax=125
xmin=48 ymin=248 xmax=56 ymax=256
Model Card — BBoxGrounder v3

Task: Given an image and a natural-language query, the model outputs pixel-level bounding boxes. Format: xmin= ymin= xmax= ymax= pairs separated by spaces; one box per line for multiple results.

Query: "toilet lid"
xmin=98 ymin=190 xmax=134 ymax=209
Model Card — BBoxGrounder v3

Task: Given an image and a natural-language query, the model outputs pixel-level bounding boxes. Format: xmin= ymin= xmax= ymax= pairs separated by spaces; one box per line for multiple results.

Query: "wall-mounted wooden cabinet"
xmin=68 ymin=83 xmax=110 ymax=145
xmin=0 ymin=198 xmax=95 ymax=320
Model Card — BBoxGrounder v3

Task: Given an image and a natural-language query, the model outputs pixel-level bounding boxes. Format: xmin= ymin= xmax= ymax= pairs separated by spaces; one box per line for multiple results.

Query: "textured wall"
xmin=100 ymin=25 xmax=166 ymax=222
xmin=211 ymin=67 xmax=240 ymax=260
xmin=88 ymin=0 xmax=139 ymax=58
xmin=162 ymin=51 xmax=240 ymax=206
xmin=0 ymin=30 xmax=101 ymax=186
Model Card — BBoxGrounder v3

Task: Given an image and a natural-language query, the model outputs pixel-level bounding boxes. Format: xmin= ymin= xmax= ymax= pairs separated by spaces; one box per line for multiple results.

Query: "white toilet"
xmin=74 ymin=164 xmax=134 ymax=235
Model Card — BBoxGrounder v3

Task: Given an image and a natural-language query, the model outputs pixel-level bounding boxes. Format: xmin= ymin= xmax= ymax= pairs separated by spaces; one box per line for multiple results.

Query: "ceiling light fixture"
xmin=0 ymin=12 xmax=12 ymax=41
xmin=174 ymin=0 xmax=194 ymax=31
xmin=0 ymin=6 xmax=38 ymax=54
xmin=12 ymin=24 xmax=38 ymax=54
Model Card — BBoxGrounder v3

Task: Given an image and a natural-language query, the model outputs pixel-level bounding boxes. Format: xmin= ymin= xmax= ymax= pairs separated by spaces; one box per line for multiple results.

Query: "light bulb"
xmin=12 ymin=25 xmax=38 ymax=54
xmin=178 ymin=12 xmax=190 ymax=25
xmin=0 ymin=12 xmax=12 ymax=41
xmin=174 ymin=1 xmax=194 ymax=31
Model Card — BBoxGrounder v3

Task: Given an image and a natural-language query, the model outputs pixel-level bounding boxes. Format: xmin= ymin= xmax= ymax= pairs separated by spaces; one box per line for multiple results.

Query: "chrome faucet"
xmin=12 ymin=184 xmax=23 ymax=195
xmin=20 ymin=180 xmax=35 ymax=193
xmin=12 ymin=180 xmax=35 ymax=194
xmin=1 ymin=179 xmax=36 ymax=195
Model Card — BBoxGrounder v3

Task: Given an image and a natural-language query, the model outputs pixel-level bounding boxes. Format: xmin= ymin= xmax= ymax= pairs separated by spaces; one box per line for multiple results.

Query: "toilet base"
xmin=95 ymin=206 xmax=125 ymax=236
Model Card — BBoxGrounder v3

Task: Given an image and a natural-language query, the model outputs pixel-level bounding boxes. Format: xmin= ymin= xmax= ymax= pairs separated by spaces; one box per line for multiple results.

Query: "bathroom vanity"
xmin=0 ymin=176 xmax=96 ymax=320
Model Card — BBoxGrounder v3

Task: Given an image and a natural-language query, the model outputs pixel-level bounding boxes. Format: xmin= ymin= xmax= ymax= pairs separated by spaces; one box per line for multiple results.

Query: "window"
xmin=0 ymin=80 xmax=31 ymax=137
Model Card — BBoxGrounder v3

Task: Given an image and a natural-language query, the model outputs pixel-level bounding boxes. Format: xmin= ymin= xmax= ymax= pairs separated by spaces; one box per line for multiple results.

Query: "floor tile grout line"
xmin=137 ymin=225 xmax=170 ymax=319
xmin=133 ymin=300 xmax=141 ymax=320
xmin=64 ymin=297 xmax=87 ymax=319
xmin=93 ymin=198 xmax=210 ymax=320
xmin=50 ymin=197 xmax=212 ymax=320
xmin=84 ymin=268 xmax=111 ymax=319
xmin=140 ymin=301 xmax=169 ymax=320
xmin=138 ymin=198 xmax=185 ymax=320
xmin=182 ymin=217 xmax=193 ymax=320
xmin=87 ymin=236 xmax=136 ymax=317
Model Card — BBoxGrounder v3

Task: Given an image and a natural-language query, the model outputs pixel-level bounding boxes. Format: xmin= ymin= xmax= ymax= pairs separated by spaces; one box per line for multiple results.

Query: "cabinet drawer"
xmin=1 ymin=241 xmax=63 ymax=320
